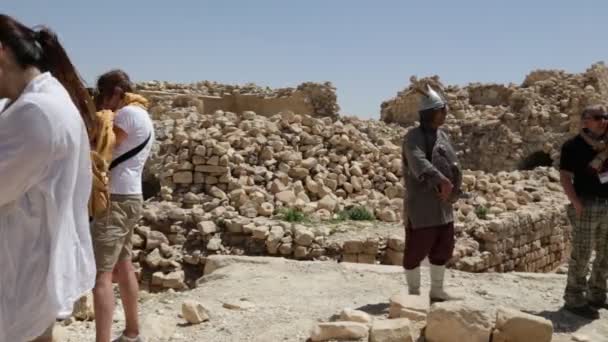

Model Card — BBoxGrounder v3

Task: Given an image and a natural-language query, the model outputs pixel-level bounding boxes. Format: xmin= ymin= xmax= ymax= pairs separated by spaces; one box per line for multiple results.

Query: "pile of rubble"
xmin=381 ymin=62 xmax=608 ymax=172
xmin=311 ymin=296 xmax=553 ymax=342
xmin=113 ymin=64 xmax=608 ymax=290
xmin=147 ymin=110 xmax=407 ymax=222
xmin=131 ymin=167 xmax=569 ymax=290
xmin=126 ymin=98 xmax=571 ymax=290
xmin=60 ymin=256 xmax=607 ymax=341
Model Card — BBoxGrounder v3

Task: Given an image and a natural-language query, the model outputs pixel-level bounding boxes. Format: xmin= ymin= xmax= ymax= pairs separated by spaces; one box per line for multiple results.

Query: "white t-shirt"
xmin=110 ymin=105 xmax=154 ymax=195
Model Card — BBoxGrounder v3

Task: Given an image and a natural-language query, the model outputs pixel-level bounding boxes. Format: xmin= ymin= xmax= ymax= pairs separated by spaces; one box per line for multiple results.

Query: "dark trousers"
xmin=403 ymin=221 xmax=455 ymax=270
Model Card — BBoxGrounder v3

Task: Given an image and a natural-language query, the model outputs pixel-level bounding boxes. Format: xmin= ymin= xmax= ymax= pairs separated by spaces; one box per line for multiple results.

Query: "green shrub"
xmin=277 ymin=207 xmax=308 ymax=223
xmin=475 ymin=206 xmax=488 ymax=220
xmin=339 ymin=206 xmax=375 ymax=221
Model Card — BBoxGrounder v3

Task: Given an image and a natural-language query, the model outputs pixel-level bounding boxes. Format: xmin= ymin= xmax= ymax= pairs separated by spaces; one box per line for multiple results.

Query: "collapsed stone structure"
xmin=120 ymin=64 xmax=608 ymax=290
xmin=381 ymin=62 xmax=608 ymax=172
xmin=137 ymin=80 xmax=339 ymax=120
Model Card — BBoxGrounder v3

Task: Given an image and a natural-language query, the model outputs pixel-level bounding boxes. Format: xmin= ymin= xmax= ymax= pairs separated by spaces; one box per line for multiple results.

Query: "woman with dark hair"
xmin=0 ymin=15 xmax=96 ymax=341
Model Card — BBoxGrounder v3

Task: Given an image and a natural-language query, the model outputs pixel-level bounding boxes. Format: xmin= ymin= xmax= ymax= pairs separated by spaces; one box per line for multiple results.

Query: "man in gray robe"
xmin=401 ymin=85 xmax=462 ymax=303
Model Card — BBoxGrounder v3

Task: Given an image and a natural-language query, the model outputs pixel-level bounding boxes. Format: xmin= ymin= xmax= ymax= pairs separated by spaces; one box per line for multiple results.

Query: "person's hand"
xmin=573 ymin=199 xmax=584 ymax=218
xmin=438 ymin=177 xmax=453 ymax=201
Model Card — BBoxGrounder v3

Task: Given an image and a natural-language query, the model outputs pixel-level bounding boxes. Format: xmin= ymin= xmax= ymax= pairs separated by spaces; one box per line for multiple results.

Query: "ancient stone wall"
xmin=133 ymin=180 xmax=570 ymax=291
xmin=137 ymin=80 xmax=339 ymax=119
xmin=381 ymin=62 xmax=608 ymax=172
xmin=118 ymin=65 xmax=608 ymax=290
xmin=131 ymin=104 xmax=571 ymax=290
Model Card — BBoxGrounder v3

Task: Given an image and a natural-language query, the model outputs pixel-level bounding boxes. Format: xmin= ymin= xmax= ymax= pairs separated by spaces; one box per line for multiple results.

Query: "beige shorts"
xmin=92 ymin=194 xmax=143 ymax=273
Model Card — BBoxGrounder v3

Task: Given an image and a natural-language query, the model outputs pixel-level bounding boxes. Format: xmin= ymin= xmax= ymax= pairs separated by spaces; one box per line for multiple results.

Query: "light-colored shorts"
xmin=91 ymin=194 xmax=143 ymax=273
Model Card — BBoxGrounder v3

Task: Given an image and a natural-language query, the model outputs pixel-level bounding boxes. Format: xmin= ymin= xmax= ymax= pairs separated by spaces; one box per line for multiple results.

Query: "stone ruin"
xmin=381 ymin=62 xmax=608 ymax=172
xmin=124 ymin=63 xmax=607 ymax=291
xmin=136 ymin=80 xmax=340 ymax=120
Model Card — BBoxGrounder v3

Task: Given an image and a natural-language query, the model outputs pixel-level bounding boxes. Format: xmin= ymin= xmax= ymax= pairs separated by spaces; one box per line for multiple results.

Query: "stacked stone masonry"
xmin=137 ymin=80 xmax=339 ymax=120
xmin=381 ymin=62 xmax=608 ymax=172
xmin=123 ymin=64 xmax=608 ymax=290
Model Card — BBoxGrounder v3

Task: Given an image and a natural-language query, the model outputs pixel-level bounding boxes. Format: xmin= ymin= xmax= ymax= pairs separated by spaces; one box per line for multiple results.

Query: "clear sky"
xmin=4 ymin=1 xmax=607 ymax=119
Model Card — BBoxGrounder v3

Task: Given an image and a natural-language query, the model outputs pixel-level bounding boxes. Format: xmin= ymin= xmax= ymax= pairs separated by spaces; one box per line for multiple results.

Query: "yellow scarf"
xmin=122 ymin=92 xmax=149 ymax=110
xmin=89 ymin=109 xmax=115 ymax=218
xmin=88 ymin=92 xmax=149 ymax=218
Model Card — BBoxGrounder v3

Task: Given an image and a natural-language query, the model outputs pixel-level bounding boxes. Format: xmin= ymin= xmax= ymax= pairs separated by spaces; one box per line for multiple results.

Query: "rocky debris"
xmin=493 ymin=307 xmax=553 ymax=342
xmin=141 ymin=313 xmax=177 ymax=341
xmin=388 ymin=294 xmax=429 ymax=321
xmin=129 ymin=165 xmax=570 ymax=289
xmin=57 ymin=257 xmax=608 ymax=341
xmin=146 ymin=108 xmax=406 ymax=224
xmin=126 ymin=169 xmax=570 ymax=290
xmin=181 ymin=300 xmax=210 ymax=324
xmin=152 ymin=270 xmax=187 ymax=290
xmin=425 ymin=302 xmax=494 ymax=342
xmin=310 ymin=322 xmax=369 ymax=341
xmin=321 ymin=299 xmax=556 ymax=342
xmin=369 ymin=318 xmax=413 ymax=342
xmin=222 ymin=299 xmax=255 ymax=311
xmin=381 ymin=62 xmax=608 ymax=173
xmin=72 ymin=292 xmax=95 ymax=321
xmin=339 ymin=308 xmax=373 ymax=325
xmin=123 ymin=65 xmax=582 ymax=290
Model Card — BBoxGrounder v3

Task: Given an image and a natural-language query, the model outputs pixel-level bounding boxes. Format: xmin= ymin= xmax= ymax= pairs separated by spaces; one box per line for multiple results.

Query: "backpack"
xmin=89 ymin=109 xmax=116 ymax=219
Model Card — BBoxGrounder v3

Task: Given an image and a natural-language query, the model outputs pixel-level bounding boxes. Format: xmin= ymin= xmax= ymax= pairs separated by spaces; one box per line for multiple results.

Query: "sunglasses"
xmin=590 ymin=114 xmax=608 ymax=121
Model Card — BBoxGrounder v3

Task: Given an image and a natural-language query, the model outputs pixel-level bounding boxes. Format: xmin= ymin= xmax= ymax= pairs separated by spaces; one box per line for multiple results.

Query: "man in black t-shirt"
xmin=560 ymin=105 xmax=608 ymax=319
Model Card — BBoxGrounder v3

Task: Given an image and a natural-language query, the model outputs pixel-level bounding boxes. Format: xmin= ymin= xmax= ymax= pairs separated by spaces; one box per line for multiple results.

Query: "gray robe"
xmin=401 ymin=126 xmax=460 ymax=229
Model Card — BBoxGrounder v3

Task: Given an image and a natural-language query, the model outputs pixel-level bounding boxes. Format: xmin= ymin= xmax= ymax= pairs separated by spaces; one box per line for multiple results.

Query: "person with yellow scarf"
xmin=91 ymin=70 xmax=154 ymax=342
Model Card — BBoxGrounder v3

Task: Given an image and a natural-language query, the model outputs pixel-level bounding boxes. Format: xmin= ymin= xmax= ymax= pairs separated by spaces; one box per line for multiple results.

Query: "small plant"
xmin=475 ymin=206 xmax=488 ymax=220
xmin=340 ymin=206 xmax=375 ymax=221
xmin=277 ymin=207 xmax=308 ymax=223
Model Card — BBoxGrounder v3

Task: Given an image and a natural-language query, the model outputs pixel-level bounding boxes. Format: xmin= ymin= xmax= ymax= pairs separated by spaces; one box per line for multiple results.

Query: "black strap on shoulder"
xmin=109 ymin=133 xmax=152 ymax=170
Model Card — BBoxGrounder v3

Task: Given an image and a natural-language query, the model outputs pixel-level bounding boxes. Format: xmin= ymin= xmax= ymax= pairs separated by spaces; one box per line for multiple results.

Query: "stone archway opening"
xmin=518 ymin=151 xmax=553 ymax=170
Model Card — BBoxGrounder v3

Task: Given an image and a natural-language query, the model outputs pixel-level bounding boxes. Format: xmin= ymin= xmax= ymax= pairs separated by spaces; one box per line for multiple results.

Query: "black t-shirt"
xmin=560 ymin=135 xmax=608 ymax=198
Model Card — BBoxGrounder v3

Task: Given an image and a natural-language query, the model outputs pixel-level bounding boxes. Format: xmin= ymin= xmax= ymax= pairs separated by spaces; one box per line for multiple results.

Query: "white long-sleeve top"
xmin=0 ymin=72 xmax=95 ymax=341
